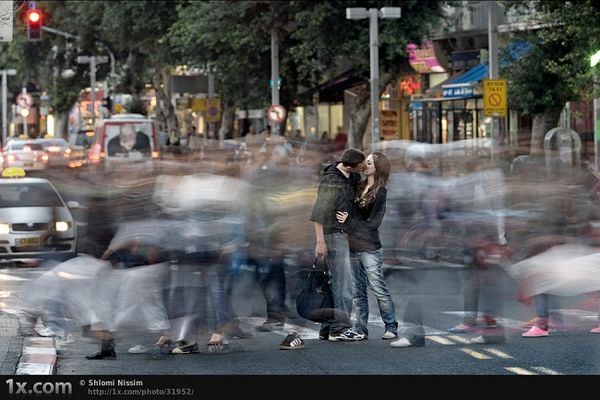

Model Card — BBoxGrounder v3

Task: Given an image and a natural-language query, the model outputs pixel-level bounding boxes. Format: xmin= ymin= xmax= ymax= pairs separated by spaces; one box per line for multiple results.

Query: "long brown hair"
xmin=356 ymin=151 xmax=391 ymax=207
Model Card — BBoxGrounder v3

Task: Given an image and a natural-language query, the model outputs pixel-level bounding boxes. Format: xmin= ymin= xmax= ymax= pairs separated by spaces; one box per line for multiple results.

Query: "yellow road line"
xmin=505 ymin=367 xmax=538 ymax=375
xmin=458 ymin=348 xmax=492 ymax=359
xmin=447 ymin=335 xmax=471 ymax=344
xmin=483 ymin=348 xmax=513 ymax=359
xmin=427 ymin=335 xmax=455 ymax=345
xmin=532 ymin=366 xmax=563 ymax=375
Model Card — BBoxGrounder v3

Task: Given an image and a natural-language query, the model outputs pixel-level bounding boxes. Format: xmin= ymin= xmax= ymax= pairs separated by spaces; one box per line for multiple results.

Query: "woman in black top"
xmin=336 ymin=152 xmax=398 ymax=340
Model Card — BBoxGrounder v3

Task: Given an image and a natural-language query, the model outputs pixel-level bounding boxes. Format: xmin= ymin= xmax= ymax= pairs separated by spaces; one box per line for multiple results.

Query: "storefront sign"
xmin=407 ymin=41 xmax=446 ymax=74
xmin=442 ymin=84 xmax=474 ymax=98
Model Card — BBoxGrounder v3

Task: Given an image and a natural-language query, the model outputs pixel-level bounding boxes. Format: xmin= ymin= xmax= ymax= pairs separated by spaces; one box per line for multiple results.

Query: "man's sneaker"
xmin=328 ymin=328 xmax=365 ymax=342
xmin=382 ymin=331 xmax=398 ymax=340
xmin=255 ymin=320 xmax=285 ymax=332
xmin=477 ymin=314 xmax=497 ymax=329
xmin=170 ymin=341 xmax=199 ymax=354
xmin=127 ymin=344 xmax=147 ymax=354
xmin=522 ymin=326 xmax=549 ymax=337
xmin=35 ymin=326 xmax=58 ymax=337
xmin=279 ymin=332 xmax=305 ymax=350
xmin=590 ymin=326 xmax=600 ymax=333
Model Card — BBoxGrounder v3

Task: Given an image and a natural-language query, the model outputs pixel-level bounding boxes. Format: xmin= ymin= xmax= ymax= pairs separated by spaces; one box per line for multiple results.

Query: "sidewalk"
xmin=0 ymin=312 xmax=57 ymax=375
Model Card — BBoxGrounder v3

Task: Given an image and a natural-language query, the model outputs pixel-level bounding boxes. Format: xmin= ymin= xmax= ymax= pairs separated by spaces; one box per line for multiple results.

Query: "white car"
xmin=2 ymin=139 xmax=48 ymax=172
xmin=0 ymin=167 xmax=79 ymax=263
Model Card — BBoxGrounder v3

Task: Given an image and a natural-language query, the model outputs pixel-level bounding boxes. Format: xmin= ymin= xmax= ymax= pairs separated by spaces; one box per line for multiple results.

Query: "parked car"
xmin=1 ymin=139 xmax=48 ymax=172
xmin=0 ymin=167 xmax=79 ymax=263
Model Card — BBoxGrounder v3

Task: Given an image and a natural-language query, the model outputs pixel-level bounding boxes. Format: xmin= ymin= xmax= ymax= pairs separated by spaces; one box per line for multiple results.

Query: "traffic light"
xmin=26 ymin=9 xmax=42 ymax=41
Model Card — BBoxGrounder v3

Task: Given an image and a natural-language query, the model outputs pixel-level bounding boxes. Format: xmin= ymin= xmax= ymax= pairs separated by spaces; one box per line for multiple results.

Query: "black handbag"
xmin=295 ymin=258 xmax=334 ymax=323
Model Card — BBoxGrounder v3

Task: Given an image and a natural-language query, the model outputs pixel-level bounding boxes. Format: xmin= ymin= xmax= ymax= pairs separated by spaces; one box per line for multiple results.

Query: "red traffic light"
xmin=27 ymin=10 xmax=41 ymax=23
xmin=26 ymin=8 xmax=43 ymax=41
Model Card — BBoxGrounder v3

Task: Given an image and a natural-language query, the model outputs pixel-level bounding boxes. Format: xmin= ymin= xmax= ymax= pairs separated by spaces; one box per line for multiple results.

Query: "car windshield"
xmin=0 ymin=183 xmax=64 ymax=207
xmin=10 ymin=142 xmax=45 ymax=151
xmin=37 ymin=139 xmax=68 ymax=150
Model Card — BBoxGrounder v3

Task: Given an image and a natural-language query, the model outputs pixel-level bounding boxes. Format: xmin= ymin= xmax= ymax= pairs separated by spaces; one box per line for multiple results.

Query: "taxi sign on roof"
xmin=2 ymin=167 xmax=26 ymax=178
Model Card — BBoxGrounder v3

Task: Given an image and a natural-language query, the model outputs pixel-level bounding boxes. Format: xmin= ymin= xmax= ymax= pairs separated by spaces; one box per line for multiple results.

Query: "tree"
xmin=501 ymin=1 xmax=600 ymax=157
xmin=169 ymin=0 xmax=446 ymax=147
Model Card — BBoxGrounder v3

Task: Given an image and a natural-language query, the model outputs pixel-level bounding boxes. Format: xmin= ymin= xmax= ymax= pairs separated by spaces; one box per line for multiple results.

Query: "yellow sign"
xmin=2 ymin=167 xmax=26 ymax=178
xmin=114 ymin=103 xmax=125 ymax=113
xmin=191 ymin=98 xmax=207 ymax=111
xmin=483 ymin=79 xmax=507 ymax=117
xmin=206 ymin=98 xmax=221 ymax=123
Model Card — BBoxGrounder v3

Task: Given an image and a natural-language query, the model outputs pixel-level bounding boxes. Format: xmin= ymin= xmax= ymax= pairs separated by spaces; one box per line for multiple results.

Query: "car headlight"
xmin=55 ymin=221 xmax=71 ymax=232
xmin=0 ymin=223 xmax=9 ymax=234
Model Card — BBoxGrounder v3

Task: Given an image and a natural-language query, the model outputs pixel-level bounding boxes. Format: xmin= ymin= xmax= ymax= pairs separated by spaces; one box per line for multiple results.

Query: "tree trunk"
xmin=347 ymin=72 xmax=395 ymax=151
xmin=218 ymin=102 xmax=236 ymax=141
xmin=56 ymin=111 xmax=69 ymax=140
xmin=529 ymin=108 xmax=561 ymax=159
xmin=347 ymin=83 xmax=370 ymax=151
xmin=152 ymin=66 xmax=178 ymax=132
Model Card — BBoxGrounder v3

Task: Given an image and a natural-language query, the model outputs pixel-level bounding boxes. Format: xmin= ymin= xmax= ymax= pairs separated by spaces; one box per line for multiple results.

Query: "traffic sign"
xmin=206 ymin=98 xmax=221 ymax=123
xmin=483 ymin=79 xmax=507 ymax=117
xmin=16 ymin=93 xmax=33 ymax=108
xmin=267 ymin=104 xmax=286 ymax=123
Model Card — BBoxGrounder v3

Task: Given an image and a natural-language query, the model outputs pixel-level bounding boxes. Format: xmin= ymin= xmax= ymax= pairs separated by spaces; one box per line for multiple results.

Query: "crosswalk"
xmin=0 ymin=268 xmax=596 ymax=375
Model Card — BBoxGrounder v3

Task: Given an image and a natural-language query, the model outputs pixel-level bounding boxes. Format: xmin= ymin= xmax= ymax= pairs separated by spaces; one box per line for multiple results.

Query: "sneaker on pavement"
xmin=328 ymin=328 xmax=365 ymax=342
xmin=522 ymin=326 xmax=548 ymax=337
xmin=35 ymin=326 xmax=58 ymax=337
xmin=170 ymin=341 xmax=199 ymax=354
xmin=279 ymin=332 xmax=305 ymax=350
xmin=448 ymin=323 xmax=477 ymax=334
xmin=127 ymin=344 xmax=147 ymax=354
xmin=227 ymin=325 xmax=254 ymax=339
xmin=590 ymin=326 xmax=600 ymax=333
xmin=382 ymin=331 xmax=398 ymax=340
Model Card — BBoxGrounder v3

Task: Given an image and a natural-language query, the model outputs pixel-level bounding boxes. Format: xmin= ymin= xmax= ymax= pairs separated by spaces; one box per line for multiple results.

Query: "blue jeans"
xmin=321 ymin=233 xmax=354 ymax=334
xmin=351 ymin=249 xmax=398 ymax=336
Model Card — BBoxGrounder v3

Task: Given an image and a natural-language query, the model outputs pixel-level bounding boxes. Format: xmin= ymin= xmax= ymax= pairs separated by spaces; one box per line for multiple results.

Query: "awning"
xmin=425 ymin=63 xmax=489 ymax=98
xmin=297 ymin=68 xmax=365 ymax=104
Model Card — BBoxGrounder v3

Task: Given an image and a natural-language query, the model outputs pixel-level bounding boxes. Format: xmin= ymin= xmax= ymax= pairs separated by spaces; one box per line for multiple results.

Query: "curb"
xmin=16 ymin=337 xmax=56 ymax=375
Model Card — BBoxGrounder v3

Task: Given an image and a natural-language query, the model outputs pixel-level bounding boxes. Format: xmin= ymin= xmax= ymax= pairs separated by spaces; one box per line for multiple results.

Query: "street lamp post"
xmin=347 ymin=7 xmax=401 ymax=149
xmin=591 ymin=50 xmax=600 ymax=170
xmin=1 ymin=68 xmax=17 ymax=147
xmin=77 ymin=55 xmax=108 ymax=128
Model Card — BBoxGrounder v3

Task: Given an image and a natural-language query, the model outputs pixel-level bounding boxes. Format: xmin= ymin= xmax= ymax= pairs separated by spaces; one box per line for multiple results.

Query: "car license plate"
xmin=24 ymin=163 xmax=33 ymax=168
xmin=16 ymin=237 xmax=41 ymax=246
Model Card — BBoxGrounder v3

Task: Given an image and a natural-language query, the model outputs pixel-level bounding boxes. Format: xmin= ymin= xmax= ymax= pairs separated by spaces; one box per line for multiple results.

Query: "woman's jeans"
xmin=351 ymin=248 xmax=398 ymax=336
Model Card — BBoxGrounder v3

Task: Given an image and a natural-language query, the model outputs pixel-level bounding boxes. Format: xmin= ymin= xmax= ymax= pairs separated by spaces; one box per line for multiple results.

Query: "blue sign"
xmin=409 ymin=101 xmax=423 ymax=110
xmin=442 ymin=84 xmax=474 ymax=98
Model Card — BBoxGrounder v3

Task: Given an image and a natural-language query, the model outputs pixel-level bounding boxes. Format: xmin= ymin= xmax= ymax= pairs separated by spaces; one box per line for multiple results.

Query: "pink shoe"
xmin=590 ymin=326 xmax=600 ymax=333
xmin=522 ymin=326 xmax=549 ymax=337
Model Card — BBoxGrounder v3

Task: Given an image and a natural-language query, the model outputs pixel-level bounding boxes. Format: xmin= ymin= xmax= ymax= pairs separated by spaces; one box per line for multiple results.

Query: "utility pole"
xmin=1 ymin=68 xmax=17 ymax=146
xmin=271 ymin=28 xmax=280 ymax=136
xmin=488 ymin=1 xmax=500 ymax=162
xmin=77 ymin=55 xmax=107 ymax=128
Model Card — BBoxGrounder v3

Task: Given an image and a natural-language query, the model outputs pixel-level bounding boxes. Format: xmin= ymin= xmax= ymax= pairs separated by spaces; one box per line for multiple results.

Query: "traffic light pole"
xmin=1 ymin=69 xmax=17 ymax=146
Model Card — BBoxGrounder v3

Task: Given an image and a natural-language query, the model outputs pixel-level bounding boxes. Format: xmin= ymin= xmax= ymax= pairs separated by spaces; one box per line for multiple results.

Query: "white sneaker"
xmin=382 ymin=331 xmax=398 ymax=340
xmin=35 ymin=327 xmax=58 ymax=337
xmin=127 ymin=344 xmax=147 ymax=354
xmin=390 ymin=337 xmax=412 ymax=348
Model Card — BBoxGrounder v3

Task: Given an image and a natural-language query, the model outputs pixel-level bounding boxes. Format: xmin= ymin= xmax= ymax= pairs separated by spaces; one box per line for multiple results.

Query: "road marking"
xmin=447 ymin=335 xmax=471 ymax=344
xmin=532 ymin=366 xmax=563 ymax=375
xmin=427 ymin=335 xmax=455 ymax=345
xmin=505 ymin=367 xmax=538 ymax=375
xmin=0 ymin=273 xmax=26 ymax=281
xmin=483 ymin=348 xmax=513 ymax=359
xmin=459 ymin=348 xmax=491 ymax=359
